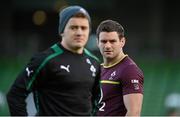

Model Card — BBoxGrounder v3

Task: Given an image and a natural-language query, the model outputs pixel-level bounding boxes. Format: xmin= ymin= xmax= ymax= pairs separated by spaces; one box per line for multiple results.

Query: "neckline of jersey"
xmin=102 ymin=55 xmax=128 ymax=68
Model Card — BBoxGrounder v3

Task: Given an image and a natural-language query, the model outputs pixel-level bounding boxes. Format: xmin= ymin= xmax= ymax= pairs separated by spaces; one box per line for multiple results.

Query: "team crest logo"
xmin=90 ymin=65 xmax=96 ymax=77
xmin=86 ymin=58 xmax=91 ymax=64
xmin=109 ymin=71 xmax=116 ymax=80
xmin=86 ymin=58 xmax=96 ymax=77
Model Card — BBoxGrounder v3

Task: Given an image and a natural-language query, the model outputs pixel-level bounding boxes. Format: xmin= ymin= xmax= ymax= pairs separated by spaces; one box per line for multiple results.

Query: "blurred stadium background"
xmin=0 ymin=0 xmax=180 ymax=115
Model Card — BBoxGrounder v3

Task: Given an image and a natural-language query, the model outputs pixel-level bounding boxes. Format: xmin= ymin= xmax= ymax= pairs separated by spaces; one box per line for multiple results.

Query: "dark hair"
xmin=96 ymin=20 xmax=124 ymax=39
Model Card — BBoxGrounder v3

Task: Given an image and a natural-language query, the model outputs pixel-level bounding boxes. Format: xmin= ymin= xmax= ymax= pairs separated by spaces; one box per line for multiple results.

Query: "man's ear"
xmin=122 ymin=37 xmax=126 ymax=43
xmin=60 ymin=33 xmax=64 ymax=37
xmin=121 ymin=37 xmax=126 ymax=47
xmin=96 ymin=38 xmax=99 ymax=44
xmin=96 ymin=37 xmax=99 ymax=47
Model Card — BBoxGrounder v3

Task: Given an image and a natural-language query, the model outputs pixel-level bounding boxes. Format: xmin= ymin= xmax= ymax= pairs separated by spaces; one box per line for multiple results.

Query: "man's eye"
xmin=101 ymin=40 xmax=107 ymax=43
xmin=110 ymin=40 xmax=116 ymax=43
xmin=81 ymin=26 xmax=87 ymax=30
xmin=71 ymin=26 xmax=77 ymax=30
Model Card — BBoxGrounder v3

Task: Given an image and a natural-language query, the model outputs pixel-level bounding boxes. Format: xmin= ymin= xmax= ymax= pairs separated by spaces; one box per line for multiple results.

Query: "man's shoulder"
xmin=122 ymin=57 xmax=139 ymax=69
xmin=32 ymin=48 xmax=53 ymax=60
xmin=28 ymin=45 xmax=59 ymax=67
xmin=121 ymin=57 xmax=144 ymax=78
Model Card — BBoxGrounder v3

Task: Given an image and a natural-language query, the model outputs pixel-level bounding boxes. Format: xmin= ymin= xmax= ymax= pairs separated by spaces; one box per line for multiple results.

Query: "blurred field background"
xmin=0 ymin=0 xmax=180 ymax=116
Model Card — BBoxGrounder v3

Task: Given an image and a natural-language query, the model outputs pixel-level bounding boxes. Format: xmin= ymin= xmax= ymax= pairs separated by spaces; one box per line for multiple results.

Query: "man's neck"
xmin=103 ymin=53 xmax=126 ymax=67
xmin=60 ymin=42 xmax=84 ymax=54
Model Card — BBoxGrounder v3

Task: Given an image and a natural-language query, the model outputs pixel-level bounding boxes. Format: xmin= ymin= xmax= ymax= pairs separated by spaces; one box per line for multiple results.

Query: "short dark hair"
xmin=96 ymin=20 xmax=124 ymax=39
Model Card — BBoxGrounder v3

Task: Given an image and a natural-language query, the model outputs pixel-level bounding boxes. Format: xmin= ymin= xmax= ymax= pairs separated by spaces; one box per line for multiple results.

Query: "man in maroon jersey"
xmin=96 ymin=20 xmax=144 ymax=116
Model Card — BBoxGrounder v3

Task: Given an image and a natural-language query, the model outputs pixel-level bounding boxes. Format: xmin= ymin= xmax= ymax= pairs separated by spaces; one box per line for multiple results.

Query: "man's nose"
xmin=76 ymin=28 xmax=83 ymax=35
xmin=104 ymin=42 xmax=111 ymax=48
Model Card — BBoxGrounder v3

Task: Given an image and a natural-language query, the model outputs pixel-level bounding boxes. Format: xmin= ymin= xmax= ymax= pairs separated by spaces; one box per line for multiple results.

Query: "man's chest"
xmin=100 ymin=68 xmax=123 ymax=97
xmin=45 ymin=56 xmax=98 ymax=87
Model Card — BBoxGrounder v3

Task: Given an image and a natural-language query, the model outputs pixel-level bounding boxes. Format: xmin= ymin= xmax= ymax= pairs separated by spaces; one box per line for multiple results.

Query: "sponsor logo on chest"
xmin=60 ymin=65 xmax=70 ymax=73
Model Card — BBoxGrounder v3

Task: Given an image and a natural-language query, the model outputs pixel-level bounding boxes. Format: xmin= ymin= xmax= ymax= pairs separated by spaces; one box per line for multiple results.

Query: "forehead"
xmin=99 ymin=31 xmax=119 ymax=40
xmin=66 ymin=17 xmax=89 ymax=27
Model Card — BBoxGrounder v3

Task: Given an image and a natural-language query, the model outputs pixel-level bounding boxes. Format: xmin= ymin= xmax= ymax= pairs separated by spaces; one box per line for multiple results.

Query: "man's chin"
xmin=104 ymin=55 xmax=113 ymax=59
xmin=73 ymin=44 xmax=85 ymax=49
